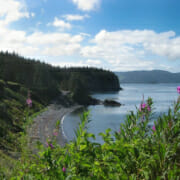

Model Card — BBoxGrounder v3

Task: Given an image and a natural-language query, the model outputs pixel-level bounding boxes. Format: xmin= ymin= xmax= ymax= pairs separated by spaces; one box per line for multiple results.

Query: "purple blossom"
xmin=139 ymin=103 xmax=151 ymax=112
xmin=139 ymin=103 xmax=146 ymax=111
xmin=26 ymin=91 xmax=32 ymax=107
xmin=45 ymin=141 xmax=54 ymax=149
xmin=53 ymin=131 xmax=58 ymax=137
xmin=147 ymin=106 xmax=151 ymax=112
xmin=26 ymin=98 xmax=32 ymax=107
xmin=152 ymin=125 xmax=156 ymax=131
xmin=62 ymin=167 xmax=66 ymax=172
xmin=50 ymin=143 xmax=54 ymax=149
xmin=141 ymin=103 xmax=146 ymax=108
xmin=45 ymin=142 xmax=49 ymax=147
xmin=177 ymin=86 xmax=180 ymax=94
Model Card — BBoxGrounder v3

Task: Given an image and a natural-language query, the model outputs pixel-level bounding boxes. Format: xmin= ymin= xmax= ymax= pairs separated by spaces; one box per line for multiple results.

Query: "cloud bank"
xmin=71 ymin=0 xmax=101 ymax=11
xmin=63 ymin=14 xmax=90 ymax=21
xmin=0 ymin=0 xmax=180 ymax=72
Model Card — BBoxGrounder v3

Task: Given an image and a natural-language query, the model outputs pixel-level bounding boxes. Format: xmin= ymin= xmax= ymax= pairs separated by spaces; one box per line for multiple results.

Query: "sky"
xmin=0 ymin=0 xmax=180 ymax=72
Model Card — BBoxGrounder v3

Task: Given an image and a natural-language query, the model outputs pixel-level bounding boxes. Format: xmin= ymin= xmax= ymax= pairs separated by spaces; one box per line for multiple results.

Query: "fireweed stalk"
xmin=139 ymin=96 xmax=152 ymax=122
xmin=177 ymin=86 xmax=180 ymax=103
xmin=24 ymin=91 xmax=33 ymax=125
xmin=26 ymin=90 xmax=32 ymax=107
xmin=45 ymin=123 xmax=60 ymax=149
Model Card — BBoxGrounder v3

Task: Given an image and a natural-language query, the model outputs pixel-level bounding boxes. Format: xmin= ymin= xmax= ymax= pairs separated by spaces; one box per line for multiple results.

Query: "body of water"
xmin=63 ymin=83 xmax=179 ymax=143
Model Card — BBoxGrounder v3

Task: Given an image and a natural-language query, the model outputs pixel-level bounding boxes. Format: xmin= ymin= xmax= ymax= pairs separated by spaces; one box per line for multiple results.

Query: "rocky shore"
xmin=28 ymin=104 xmax=81 ymax=148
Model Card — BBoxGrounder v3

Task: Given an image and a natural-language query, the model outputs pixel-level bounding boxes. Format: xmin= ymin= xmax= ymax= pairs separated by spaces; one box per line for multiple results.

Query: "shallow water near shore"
xmin=63 ymin=83 xmax=179 ymax=143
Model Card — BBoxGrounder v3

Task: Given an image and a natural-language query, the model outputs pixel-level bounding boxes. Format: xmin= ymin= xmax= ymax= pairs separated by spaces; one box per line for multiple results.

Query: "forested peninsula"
xmin=0 ymin=52 xmax=120 ymax=103
xmin=0 ymin=51 xmax=120 ymax=153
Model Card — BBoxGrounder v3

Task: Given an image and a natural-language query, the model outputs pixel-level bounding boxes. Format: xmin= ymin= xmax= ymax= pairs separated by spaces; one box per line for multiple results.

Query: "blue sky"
xmin=0 ymin=0 xmax=180 ymax=72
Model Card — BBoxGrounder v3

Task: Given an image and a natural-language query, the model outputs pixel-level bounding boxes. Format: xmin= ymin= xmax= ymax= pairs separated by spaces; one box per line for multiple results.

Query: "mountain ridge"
xmin=115 ymin=70 xmax=180 ymax=83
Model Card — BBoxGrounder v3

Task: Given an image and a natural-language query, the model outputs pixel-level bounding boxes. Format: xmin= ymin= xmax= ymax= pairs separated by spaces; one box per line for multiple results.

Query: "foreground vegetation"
xmin=0 ymin=52 xmax=179 ymax=179
xmin=1 ymin=93 xmax=179 ymax=179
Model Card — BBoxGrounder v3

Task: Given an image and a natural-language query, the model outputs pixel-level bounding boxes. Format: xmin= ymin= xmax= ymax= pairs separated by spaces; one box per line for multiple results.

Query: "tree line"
xmin=0 ymin=51 xmax=120 ymax=104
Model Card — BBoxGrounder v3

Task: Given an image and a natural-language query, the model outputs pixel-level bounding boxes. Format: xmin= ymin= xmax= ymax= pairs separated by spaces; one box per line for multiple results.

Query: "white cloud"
xmin=63 ymin=14 xmax=90 ymax=21
xmin=80 ymin=32 xmax=91 ymax=37
xmin=72 ymin=0 xmax=101 ymax=11
xmin=27 ymin=32 xmax=82 ymax=45
xmin=0 ymin=26 xmax=38 ymax=56
xmin=0 ymin=23 xmax=84 ymax=57
xmin=0 ymin=0 xmax=30 ymax=25
xmin=42 ymin=44 xmax=81 ymax=56
xmin=51 ymin=59 xmax=103 ymax=68
xmin=81 ymin=29 xmax=180 ymax=61
xmin=86 ymin=59 xmax=101 ymax=65
xmin=52 ymin=17 xmax=72 ymax=30
xmin=0 ymin=0 xmax=84 ymax=58
xmin=79 ymin=29 xmax=180 ymax=71
xmin=0 ymin=0 xmax=83 ymax=58
xmin=31 ymin=12 xmax=35 ymax=17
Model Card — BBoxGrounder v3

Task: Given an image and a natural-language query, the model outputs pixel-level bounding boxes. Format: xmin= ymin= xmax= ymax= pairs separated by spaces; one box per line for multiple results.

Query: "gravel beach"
xmin=28 ymin=104 xmax=81 ymax=148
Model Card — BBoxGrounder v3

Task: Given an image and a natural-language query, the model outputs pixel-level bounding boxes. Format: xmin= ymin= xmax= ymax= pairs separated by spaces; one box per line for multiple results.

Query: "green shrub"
xmin=10 ymin=96 xmax=180 ymax=180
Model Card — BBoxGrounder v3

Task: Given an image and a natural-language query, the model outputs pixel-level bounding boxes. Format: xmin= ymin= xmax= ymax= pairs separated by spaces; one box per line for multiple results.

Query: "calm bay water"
xmin=63 ymin=83 xmax=179 ymax=143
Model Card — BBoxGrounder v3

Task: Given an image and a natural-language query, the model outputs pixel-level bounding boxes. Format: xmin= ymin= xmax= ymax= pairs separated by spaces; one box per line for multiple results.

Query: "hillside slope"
xmin=0 ymin=80 xmax=43 ymax=150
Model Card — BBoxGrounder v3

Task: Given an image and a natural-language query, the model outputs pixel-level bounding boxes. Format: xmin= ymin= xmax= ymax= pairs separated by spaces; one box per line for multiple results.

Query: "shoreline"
xmin=28 ymin=104 xmax=82 ymax=148
xmin=60 ymin=105 xmax=82 ymax=145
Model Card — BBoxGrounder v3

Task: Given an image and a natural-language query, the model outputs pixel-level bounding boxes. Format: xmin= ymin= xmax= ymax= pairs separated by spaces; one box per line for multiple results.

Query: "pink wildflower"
xmin=152 ymin=125 xmax=156 ymax=131
xmin=45 ymin=142 xmax=49 ymax=147
xmin=53 ymin=131 xmax=58 ymax=137
xmin=147 ymin=106 xmax=151 ymax=112
xmin=50 ymin=143 xmax=54 ymax=149
xmin=26 ymin=98 xmax=32 ymax=107
xmin=139 ymin=103 xmax=146 ymax=111
xmin=140 ymin=103 xmax=151 ymax=112
xmin=177 ymin=86 xmax=180 ymax=94
xmin=26 ymin=91 xmax=32 ymax=107
xmin=141 ymin=103 xmax=146 ymax=108
xmin=62 ymin=167 xmax=66 ymax=172
xmin=45 ymin=141 xmax=54 ymax=149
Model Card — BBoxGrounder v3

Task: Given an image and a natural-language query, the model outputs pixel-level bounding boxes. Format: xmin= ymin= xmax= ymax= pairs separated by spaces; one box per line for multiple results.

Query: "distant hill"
xmin=115 ymin=70 xmax=180 ymax=83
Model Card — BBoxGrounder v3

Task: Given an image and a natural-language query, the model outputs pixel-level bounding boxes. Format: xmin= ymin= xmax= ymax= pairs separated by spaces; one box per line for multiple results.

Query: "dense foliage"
xmin=3 ymin=96 xmax=179 ymax=179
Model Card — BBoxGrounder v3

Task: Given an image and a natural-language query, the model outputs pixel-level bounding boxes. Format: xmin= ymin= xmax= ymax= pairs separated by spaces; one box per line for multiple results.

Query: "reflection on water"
xmin=63 ymin=83 xmax=179 ymax=143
